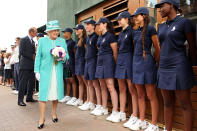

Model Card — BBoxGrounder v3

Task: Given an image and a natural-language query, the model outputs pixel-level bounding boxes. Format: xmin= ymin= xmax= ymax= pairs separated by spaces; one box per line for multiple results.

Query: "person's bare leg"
xmin=10 ymin=79 xmax=13 ymax=86
xmin=127 ymin=79 xmax=138 ymax=117
xmin=6 ymin=79 xmax=9 ymax=86
xmin=0 ymin=76 xmax=2 ymax=84
xmin=86 ymin=83 xmax=90 ymax=102
xmin=93 ymin=79 xmax=101 ymax=105
xmin=135 ymin=84 xmax=146 ymax=121
xmin=10 ymin=79 xmax=12 ymax=86
xmin=118 ymin=79 xmax=127 ymax=112
xmin=7 ymin=79 xmax=9 ymax=86
xmin=52 ymin=100 xmax=58 ymax=119
xmin=71 ymin=75 xmax=77 ymax=97
xmin=145 ymin=84 xmax=159 ymax=125
xmin=105 ymin=78 xmax=118 ymax=111
xmin=82 ymin=76 xmax=89 ymax=102
xmin=99 ymin=79 xmax=108 ymax=109
xmin=88 ymin=80 xmax=95 ymax=103
xmin=39 ymin=101 xmax=46 ymax=124
xmin=77 ymin=75 xmax=84 ymax=100
xmin=66 ymin=79 xmax=71 ymax=96
xmin=2 ymin=80 xmax=5 ymax=86
xmin=7 ymin=79 xmax=10 ymax=86
xmin=161 ymin=90 xmax=175 ymax=131
xmin=176 ymin=90 xmax=193 ymax=131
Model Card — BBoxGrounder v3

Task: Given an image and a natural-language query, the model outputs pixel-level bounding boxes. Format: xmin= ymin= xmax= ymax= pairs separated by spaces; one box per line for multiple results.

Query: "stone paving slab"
xmin=0 ymin=86 xmax=162 ymax=131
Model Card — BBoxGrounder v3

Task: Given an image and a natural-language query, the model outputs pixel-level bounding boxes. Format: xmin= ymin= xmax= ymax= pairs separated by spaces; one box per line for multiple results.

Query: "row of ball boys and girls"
xmin=36 ymin=1 xmax=197 ymax=131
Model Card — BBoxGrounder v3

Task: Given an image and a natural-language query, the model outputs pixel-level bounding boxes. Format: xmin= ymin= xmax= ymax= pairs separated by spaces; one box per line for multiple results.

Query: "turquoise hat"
xmin=45 ymin=20 xmax=61 ymax=32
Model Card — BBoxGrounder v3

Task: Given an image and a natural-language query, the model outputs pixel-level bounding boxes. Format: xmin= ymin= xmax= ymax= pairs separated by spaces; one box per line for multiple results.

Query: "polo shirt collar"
xmin=122 ymin=26 xmax=130 ymax=33
xmin=166 ymin=15 xmax=181 ymax=25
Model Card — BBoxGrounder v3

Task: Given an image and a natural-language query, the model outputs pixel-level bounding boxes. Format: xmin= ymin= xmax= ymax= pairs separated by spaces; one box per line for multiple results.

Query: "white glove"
xmin=35 ymin=73 xmax=40 ymax=81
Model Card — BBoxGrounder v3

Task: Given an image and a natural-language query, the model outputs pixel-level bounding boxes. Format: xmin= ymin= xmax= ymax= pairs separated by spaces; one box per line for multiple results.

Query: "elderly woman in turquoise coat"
xmin=34 ymin=20 xmax=69 ymax=129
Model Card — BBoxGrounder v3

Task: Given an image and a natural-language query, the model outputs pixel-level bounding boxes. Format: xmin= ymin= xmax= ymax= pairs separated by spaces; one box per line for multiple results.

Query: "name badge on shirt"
xmin=171 ymin=26 xmax=176 ymax=31
xmin=125 ymin=34 xmax=128 ymax=39
xmin=102 ymin=38 xmax=105 ymax=43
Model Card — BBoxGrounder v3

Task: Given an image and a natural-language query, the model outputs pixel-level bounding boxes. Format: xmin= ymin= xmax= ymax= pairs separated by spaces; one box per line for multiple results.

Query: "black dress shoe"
xmin=38 ymin=123 xmax=44 ymax=129
xmin=11 ymin=86 xmax=16 ymax=90
xmin=38 ymin=120 xmax=45 ymax=129
xmin=18 ymin=102 xmax=26 ymax=106
xmin=26 ymin=99 xmax=38 ymax=102
xmin=52 ymin=118 xmax=58 ymax=123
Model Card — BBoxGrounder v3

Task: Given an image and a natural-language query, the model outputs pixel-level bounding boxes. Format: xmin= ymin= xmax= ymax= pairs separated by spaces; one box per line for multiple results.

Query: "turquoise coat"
xmin=34 ymin=37 xmax=69 ymax=101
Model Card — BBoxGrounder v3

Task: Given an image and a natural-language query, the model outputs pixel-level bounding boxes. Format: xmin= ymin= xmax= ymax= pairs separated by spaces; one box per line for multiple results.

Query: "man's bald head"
xmin=28 ymin=27 xmax=37 ymax=38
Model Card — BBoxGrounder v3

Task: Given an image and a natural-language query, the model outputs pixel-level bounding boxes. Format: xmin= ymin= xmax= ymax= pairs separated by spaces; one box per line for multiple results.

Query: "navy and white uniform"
xmin=64 ymin=38 xmax=75 ymax=74
xmin=95 ymin=32 xmax=117 ymax=78
xmin=75 ymin=38 xmax=86 ymax=75
xmin=157 ymin=15 xmax=194 ymax=90
xmin=84 ymin=32 xmax=98 ymax=80
xmin=115 ymin=26 xmax=133 ymax=79
xmin=132 ymin=26 xmax=157 ymax=84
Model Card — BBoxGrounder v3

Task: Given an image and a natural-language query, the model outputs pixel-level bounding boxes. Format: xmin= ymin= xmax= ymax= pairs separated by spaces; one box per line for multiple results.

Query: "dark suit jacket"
xmin=19 ymin=36 xmax=35 ymax=70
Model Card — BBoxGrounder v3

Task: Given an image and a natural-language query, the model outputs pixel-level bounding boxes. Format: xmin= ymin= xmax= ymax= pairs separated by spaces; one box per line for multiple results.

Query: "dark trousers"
xmin=14 ymin=63 xmax=19 ymax=91
xmin=18 ymin=70 xmax=35 ymax=103
xmin=36 ymin=80 xmax=39 ymax=92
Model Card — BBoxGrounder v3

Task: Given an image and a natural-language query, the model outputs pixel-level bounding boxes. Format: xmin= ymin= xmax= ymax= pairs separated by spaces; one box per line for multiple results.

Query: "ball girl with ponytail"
xmin=94 ymin=18 xmax=119 ymax=121
xmin=72 ymin=24 xmax=88 ymax=106
xmin=129 ymin=7 xmax=161 ymax=131
xmin=114 ymin=11 xmax=139 ymax=125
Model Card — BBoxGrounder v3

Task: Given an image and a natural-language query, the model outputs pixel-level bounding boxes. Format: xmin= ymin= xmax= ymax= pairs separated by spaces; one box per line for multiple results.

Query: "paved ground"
xmin=0 ymin=86 xmax=163 ymax=131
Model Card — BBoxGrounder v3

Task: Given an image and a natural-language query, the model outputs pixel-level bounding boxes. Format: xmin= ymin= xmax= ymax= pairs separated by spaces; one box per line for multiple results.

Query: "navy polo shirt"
xmin=97 ymin=32 xmax=117 ymax=56
xmin=85 ymin=32 xmax=98 ymax=59
xmin=132 ymin=25 xmax=157 ymax=56
xmin=66 ymin=38 xmax=75 ymax=61
xmin=158 ymin=15 xmax=195 ymax=59
xmin=118 ymin=26 xmax=133 ymax=53
xmin=75 ymin=38 xmax=86 ymax=59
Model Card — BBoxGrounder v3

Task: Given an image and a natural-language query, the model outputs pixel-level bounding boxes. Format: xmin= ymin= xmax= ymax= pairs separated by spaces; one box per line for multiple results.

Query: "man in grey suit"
xmin=18 ymin=27 xmax=38 ymax=106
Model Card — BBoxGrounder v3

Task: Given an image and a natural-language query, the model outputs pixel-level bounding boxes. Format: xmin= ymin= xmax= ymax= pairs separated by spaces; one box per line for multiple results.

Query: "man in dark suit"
xmin=18 ymin=27 xmax=38 ymax=106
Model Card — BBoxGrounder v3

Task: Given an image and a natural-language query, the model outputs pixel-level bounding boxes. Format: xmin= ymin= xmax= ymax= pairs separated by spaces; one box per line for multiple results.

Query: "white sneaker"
xmin=129 ymin=119 xmax=147 ymax=130
xmin=94 ymin=106 xmax=108 ymax=116
xmin=64 ymin=96 xmax=71 ymax=102
xmin=89 ymin=102 xmax=95 ymax=110
xmin=145 ymin=123 xmax=159 ymax=131
xmin=66 ymin=97 xmax=77 ymax=105
xmin=123 ymin=115 xmax=138 ymax=128
xmin=111 ymin=111 xmax=126 ymax=123
xmin=72 ymin=99 xmax=83 ymax=106
xmin=34 ymin=92 xmax=39 ymax=96
xmin=91 ymin=105 xmax=102 ymax=115
xmin=59 ymin=96 xmax=71 ymax=103
xmin=106 ymin=111 xmax=121 ymax=122
xmin=79 ymin=102 xmax=95 ymax=111
xmin=119 ymin=112 xmax=126 ymax=121
xmin=106 ymin=112 xmax=113 ymax=121
xmin=12 ymin=90 xmax=18 ymax=95
xmin=78 ymin=101 xmax=88 ymax=110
